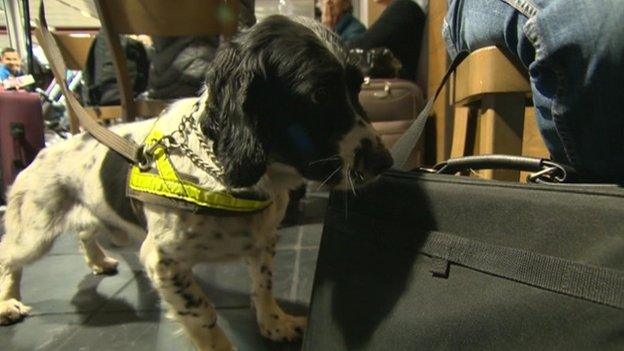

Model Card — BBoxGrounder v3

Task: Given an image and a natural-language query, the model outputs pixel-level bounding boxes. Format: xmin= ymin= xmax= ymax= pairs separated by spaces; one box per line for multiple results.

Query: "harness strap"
xmin=128 ymin=130 xmax=272 ymax=213
xmin=35 ymin=1 xmax=142 ymax=164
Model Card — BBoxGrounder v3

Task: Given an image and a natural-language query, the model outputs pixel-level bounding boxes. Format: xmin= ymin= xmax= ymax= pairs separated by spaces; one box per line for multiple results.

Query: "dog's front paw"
xmin=89 ymin=256 xmax=119 ymax=275
xmin=0 ymin=299 xmax=31 ymax=325
xmin=259 ymin=312 xmax=307 ymax=342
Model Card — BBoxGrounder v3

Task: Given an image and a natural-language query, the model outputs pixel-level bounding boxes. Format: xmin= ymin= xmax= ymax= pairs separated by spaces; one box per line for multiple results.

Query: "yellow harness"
xmin=127 ymin=128 xmax=272 ymax=213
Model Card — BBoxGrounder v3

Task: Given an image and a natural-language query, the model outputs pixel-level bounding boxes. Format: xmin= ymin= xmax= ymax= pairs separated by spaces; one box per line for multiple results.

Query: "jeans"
xmin=443 ymin=0 xmax=624 ymax=182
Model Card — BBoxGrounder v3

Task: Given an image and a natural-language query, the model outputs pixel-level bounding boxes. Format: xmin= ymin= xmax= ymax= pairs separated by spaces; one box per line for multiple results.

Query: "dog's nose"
xmin=354 ymin=139 xmax=393 ymax=176
xmin=369 ymin=147 xmax=393 ymax=175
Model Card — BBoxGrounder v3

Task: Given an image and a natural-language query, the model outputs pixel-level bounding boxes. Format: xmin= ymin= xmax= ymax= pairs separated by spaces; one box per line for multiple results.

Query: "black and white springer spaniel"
xmin=0 ymin=16 xmax=392 ymax=350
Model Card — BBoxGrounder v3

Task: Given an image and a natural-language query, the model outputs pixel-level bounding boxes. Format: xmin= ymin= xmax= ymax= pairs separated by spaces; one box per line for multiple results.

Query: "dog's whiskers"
xmin=346 ymin=167 xmax=357 ymax=196
xmin=316 ymin=166 xmax=342 ymax=191
xmin=308 ymin=154 xmax=341 ymax=166
xmin=355 ymin=171 xmax=364 ymax=181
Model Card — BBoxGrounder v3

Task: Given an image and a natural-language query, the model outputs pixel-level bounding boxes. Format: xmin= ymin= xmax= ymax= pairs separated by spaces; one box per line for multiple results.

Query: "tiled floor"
xmin=0 ymin=190 xmax=328 ymax=351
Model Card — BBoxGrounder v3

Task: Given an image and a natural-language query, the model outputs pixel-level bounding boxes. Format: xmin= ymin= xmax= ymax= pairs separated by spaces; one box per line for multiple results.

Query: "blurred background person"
xmin=349 ymin=0 xmax=427 ymax=81
xmin=147 ymin=0 xmax=257 ymax=100
xmin=321 ymin=0 xmax=366 ymax=43
xmin=0 ymin=47 xmax=24 ymax=81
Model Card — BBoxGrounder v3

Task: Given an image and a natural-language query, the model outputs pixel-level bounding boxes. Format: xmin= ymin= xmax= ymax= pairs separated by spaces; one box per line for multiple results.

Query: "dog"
xmin=0 ymin=15 xmax=392 ymax=350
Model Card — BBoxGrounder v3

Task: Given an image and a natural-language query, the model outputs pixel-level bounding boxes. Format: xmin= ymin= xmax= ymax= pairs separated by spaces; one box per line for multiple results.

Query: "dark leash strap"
xmin=35 ymin=1 xmax=143 ymax=165
xmin=390 ymin=51 xmax=469 ymax=170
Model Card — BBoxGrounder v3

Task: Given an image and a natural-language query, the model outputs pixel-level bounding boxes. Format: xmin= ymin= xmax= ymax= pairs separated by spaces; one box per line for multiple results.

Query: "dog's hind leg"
xmin=0 ymin=187 xmax=63 ymax=325
xmin=0 ymin=182 xmax=99 ymax=325
xmin=79 ymin=229 xmax=119 ymax=275
xmin=0 ymin=268 xmax=30 ymax=325
xmin=141 ymin=236 xmax=234 ymax=351
xmin=246 ymin=235 xmax=307 ymax=342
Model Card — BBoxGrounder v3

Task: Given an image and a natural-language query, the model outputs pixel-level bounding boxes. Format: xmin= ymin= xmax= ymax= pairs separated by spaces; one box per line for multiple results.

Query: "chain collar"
xmin=137 ymin=102 xmax=225 ymax=183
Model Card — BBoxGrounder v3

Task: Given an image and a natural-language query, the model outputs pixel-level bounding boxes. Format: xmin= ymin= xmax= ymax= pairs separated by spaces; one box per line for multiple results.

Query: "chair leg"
xmin=450 ymin=106 xmax=470 ymax=159
xmin=474 ymin=93 xmax=525 ymax=181
xmin=520 ymin=106 xmax=550 ymax=182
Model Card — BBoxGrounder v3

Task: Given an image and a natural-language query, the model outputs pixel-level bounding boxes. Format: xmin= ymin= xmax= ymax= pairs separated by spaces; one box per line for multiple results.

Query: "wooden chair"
xmin=449 ymin=46 xmax=549 ymax=181
xmin=93 ymin=0 xmax=239 ymax=122
xmin=34 ymin=31 xmax=122 ymax=134
xmin=427 ymin=0 xmax=451 ymax=163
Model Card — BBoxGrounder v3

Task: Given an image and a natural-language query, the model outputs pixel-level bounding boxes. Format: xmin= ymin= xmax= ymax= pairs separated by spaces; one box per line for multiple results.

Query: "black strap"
xmin=390 ymin=51 xmax=469 ymax=170
xmin=421 ymin=231 xmax=624 ymax=309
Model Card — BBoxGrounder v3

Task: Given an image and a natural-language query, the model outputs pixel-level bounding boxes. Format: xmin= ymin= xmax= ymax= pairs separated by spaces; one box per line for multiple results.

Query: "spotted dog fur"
xmin=0 ymin=16 xmax=392 ymax=351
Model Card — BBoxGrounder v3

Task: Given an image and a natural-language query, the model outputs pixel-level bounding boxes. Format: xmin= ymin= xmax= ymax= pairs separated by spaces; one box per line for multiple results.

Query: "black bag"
xmin=350 ymin=47 xmax=402 ymax=79
xmin=303 ymin=157 xmax=624 ymax=350
xmin=303 ymin=49 xmax=624 ymax=349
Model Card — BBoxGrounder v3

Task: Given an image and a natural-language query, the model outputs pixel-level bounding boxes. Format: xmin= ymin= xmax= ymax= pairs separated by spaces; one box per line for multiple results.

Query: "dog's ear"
xmin=201 ymin=42 xmax=268 ymax=188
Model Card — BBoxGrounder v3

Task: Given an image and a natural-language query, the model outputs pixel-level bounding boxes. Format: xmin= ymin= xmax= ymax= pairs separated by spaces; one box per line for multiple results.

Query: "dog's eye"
xmin=311 ymin=89 xmax=329 ymax=104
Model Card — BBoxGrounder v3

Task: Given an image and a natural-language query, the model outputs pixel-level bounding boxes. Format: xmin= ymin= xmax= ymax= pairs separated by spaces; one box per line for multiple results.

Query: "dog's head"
xmin=201 ymin=15 xmax=393 ymax=190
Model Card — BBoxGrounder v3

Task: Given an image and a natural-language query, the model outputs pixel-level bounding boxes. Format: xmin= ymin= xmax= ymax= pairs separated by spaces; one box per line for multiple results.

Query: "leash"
xmin=390 ymin=51 xmax=469 ymax=170
xmin=35 ymin=1 xmax=143 ymax=165
xmin=35 ymin=1 xmax=225 ymax=183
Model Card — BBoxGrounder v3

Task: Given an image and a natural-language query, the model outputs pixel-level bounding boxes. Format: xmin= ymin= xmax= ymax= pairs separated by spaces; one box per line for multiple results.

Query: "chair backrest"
xmin=51 ymin=33 xmax=95 ymax=71
xmin=94 ymin=0 xmax=239 ymax=121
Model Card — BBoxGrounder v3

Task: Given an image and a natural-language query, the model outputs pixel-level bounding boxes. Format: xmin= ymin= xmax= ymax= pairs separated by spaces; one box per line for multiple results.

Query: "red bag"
xmin=0 ymin=91 xmax=45 ymax=200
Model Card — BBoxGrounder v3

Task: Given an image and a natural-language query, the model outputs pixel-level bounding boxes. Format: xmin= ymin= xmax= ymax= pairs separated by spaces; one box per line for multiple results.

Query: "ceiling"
xmin=0 ymin=0 xmax=314 ymax=29
xmin=1 ymin=0 xmax=314 ymax=47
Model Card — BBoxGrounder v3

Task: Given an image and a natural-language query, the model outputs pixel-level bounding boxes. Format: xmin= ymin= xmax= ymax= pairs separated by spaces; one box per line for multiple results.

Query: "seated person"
xmin=0 ymin=47 xmax=24 ymax=81
xmin=321 ymin=0 xmax=366 ymax=43
xmin=82 ymin=33 xmax=149 ymax=106
xmin=148 ymin=0 xmax=257 ymax=99
xmin=444 ymin=0 xmax=624 ymax=182
xmin=147 ymin=36 xmax=219 ymax=99
xmin=348 ymin=0 xmax=427 ymax=81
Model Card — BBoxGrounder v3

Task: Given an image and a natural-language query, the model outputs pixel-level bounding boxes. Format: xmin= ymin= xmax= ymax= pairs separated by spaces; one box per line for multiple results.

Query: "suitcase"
xmin=0 ymin=91 xmax=45 ymax=201
xmin=359 ymin=79 xmax=425 ymax=169
xmin=303 ymin=157 xmax=624 ymax=350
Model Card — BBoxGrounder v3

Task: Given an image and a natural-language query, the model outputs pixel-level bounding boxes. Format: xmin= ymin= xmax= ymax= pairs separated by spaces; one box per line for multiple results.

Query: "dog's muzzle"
xmin=353 ymin=139 xmax=393 ymax=181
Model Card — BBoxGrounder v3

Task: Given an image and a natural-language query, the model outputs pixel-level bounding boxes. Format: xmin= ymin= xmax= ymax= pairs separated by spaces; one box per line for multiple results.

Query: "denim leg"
xmin=444 ymin=0 xmax=624 ymax=181
xmin=443 ymin=0 xmax=533 ymax=66
xmin=526 ymin=0 xmax=624 ymax=181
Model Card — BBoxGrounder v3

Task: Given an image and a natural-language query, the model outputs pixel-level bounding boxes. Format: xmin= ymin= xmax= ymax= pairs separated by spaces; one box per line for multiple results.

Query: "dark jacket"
xmin=147 ymin=0 xmax=256 ymax=99
xmin=336 ymin=12 xmax=366 ymax=43
xmin=147 ymin=36 xmax=219 ymax=99
xmin=349 ymin=0 xmax=426 ymax=81
xmin=82 ymin=32 xmax=149 ymax=106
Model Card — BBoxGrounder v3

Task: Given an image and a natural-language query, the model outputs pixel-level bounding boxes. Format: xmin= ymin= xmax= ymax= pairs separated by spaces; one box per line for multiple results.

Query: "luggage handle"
xmin=431 ymin=154 xmax=574 ymax=183
xmin=10 ymin=122 xmax=27 ymax=170
xmin=362 ymin=78 xmax=392 ymax=98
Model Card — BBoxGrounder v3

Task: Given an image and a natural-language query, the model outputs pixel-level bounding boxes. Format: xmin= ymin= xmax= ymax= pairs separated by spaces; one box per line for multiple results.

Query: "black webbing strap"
xmin=390 ymin=51 xmax=469 ymax=170
xmin=35 ymin=1 xmax=142 ymax=165
xmin=421 ymin=231 xmax=624 ymax=309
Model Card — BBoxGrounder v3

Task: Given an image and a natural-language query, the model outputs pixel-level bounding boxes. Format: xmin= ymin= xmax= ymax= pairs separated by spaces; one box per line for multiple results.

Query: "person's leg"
xmin=442 ymin=0 xmax=566 ymax=161
xmin=443 ymin=0 xmax=533 ymax=65
xmin=526 ymin=0 xmax=624 ymax=181
xmin=445 ymin=0 xmax=624 ymax=181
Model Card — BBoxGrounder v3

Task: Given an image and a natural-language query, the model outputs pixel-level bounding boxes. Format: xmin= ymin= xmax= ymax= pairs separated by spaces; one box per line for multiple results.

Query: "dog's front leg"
xmin=247 ymin=236 xmax=307 ymax=342
xmin=141 ymin=237 xmax=233 ymax=351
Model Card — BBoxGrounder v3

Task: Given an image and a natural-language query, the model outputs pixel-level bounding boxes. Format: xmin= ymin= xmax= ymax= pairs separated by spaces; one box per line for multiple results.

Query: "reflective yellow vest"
xmin=127 ymin=129 xmax=272 ymax=213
